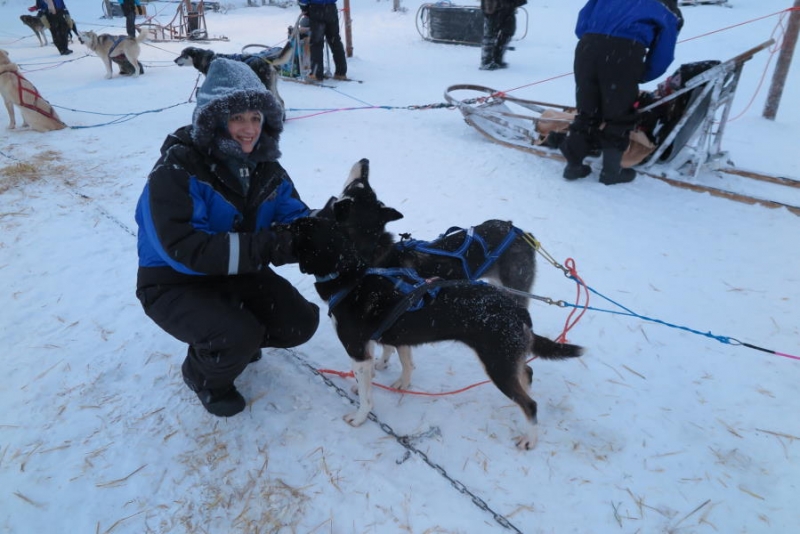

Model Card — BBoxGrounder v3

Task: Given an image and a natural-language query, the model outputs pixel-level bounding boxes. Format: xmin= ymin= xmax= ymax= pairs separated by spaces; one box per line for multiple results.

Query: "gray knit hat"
xmin=191 ymin=58 xmax=283 ymax=159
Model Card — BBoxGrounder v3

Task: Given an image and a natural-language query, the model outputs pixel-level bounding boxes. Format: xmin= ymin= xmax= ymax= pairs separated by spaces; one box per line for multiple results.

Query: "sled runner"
xmin=444 ymin=39 xmax=800 ymax=215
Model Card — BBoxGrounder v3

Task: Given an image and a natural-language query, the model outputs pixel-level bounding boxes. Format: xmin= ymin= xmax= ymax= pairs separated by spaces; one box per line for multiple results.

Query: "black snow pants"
xmin=481 ymin=6 xmax=516 ymax=67
xmin=137 ymin=269 xmax=320 ymax=390
xmin=307 ymin=3 xmax=347 ymax=78
xmin=45 ymin=10 xmax=70 ymax=54
xmin=563 ymin=33 xmax=646 ymax=161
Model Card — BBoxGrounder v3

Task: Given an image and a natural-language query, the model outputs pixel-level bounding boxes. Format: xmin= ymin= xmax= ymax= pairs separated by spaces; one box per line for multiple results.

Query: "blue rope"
xmin=53 ymin=101 xmax=190 ymax=128
xmin=563 ymin=276 xmax=735 ymax=345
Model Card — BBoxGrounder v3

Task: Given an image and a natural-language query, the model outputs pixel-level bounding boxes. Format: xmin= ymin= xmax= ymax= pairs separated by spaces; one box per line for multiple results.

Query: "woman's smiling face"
xmin=227 ymin=110 xmax=263 ymax=153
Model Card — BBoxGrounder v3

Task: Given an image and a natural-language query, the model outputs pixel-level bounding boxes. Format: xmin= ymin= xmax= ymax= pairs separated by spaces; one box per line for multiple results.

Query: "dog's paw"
xmin=374 ymin=359 xmax=389 ymax=371
xmin=514 ymin=432 xmax=538 ymax=451
xmin=343 ymin=411 xmax=367 ymax=427
xmin=349 ymin=383 xmax=359 ymax=395
xmin=390 ymin=377 xmax=410 ymax=390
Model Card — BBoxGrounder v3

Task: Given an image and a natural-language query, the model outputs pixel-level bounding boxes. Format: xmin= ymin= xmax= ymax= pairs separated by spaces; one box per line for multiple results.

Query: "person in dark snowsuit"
xmin=298 ymin=0 xmax=348 ymax=81
xmin=480 ymin=0 xmax=525 ymax=70
xmin=135 ymin=59 xmax=320 ymax=417
xmin=560 ymin=0 xmax=683 ymax=185
xmin=40 ymin=0 xmax=73 ymax=55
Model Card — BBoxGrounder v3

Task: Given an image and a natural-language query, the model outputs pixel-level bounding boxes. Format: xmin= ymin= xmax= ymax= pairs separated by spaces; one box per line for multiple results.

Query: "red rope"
xmin=556 ymin=258 xmax=589 ymax=344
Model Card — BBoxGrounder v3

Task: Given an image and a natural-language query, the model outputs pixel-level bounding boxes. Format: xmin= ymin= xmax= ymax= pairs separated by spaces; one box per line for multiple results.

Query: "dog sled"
xmin=241 ymin=14 xmax=314 ymax=81
xmin=139 ymin=0 xmax=227 ymax=42
xmin=416 ymin=1 xmax=528 ymax=46
xmin=444 ymin=39 xmax=800 ymax=215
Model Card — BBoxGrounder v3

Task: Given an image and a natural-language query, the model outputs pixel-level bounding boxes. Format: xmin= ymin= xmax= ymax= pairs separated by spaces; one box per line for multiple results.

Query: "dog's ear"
xmin=380 ymin=206 xmax=404 ymax=223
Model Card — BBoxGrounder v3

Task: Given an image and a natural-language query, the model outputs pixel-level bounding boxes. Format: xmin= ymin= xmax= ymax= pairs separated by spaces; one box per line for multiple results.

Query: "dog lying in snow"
xmin=289 ymin=215 xmax=584 ymax=450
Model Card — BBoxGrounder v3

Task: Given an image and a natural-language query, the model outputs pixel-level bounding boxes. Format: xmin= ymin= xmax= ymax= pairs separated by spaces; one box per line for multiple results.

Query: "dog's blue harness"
xmin=107 ymin=36 xmax=128 ymax=58
xmin=396 ymin=225 xmax=522 ymax=281
xmin=323 ymin=267 xmax=472 ymax=342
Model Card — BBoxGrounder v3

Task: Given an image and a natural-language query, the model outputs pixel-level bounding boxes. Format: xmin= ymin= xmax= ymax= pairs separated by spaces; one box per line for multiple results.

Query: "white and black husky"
xmin=289 ymin=216 xmax=583 ymax=450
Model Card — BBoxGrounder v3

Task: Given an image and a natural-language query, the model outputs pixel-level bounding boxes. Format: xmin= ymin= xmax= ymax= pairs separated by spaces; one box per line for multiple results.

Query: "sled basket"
xmin=416 ymin=2 xmax=528 ymax=47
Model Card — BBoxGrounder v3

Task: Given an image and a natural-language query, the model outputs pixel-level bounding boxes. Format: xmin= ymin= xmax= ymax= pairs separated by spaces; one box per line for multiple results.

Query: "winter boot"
xmin=599 ymin=149 xmax=636 ymax=185
xmin=560 ymin=136 xmax=592 ymax=180
xmin=182 ymin=351 xmax=246 ymax=417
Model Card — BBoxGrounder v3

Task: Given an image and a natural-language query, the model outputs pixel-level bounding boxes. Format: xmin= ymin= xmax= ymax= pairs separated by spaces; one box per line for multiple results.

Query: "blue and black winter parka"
xmin=135 ymin=127 xmax=309 ymax=288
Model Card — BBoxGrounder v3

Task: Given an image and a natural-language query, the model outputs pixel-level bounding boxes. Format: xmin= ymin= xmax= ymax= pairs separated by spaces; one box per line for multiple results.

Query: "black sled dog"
xmin=289 ymin=216 xmax=584 ymax=450
xmin=323 ymin=158 xmax=539 ymax=368
xmin=330 ymin=159 xmax=536 ymax=306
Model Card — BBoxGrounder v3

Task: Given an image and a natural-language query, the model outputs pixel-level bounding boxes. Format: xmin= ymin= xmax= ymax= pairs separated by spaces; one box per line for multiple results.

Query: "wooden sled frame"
xmin=139 ymin=0 xmax=226 ymax=42
xmin=444 ymin=39 xmax=800 ymax=215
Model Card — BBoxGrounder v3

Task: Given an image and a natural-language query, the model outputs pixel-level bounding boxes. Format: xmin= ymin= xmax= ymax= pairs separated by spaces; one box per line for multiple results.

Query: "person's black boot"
xmin=560 ymin=137 xmax=592 ymax=180
xmin=182 ymin=350 xmax=246 ymax=417
xmin=599 ymin=149 xmax=636 ymax=185
xmin=194 ymin=386 xmax=246 ymax=417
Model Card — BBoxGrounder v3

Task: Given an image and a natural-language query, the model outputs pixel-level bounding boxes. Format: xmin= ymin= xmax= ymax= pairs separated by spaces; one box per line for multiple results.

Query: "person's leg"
xmin=597 ymin=38 xmax=646 ymax=184
xmin=480 ymin=13 xmax=500 ymax=69
xmin=561 ymin=37 xmax=600 ymax=179
xmin=122 ymin=0 xmax=137 ymax=38
xmin=46 ymin=12 xmax=70 ymax=54
xmin=137 ymin=282 xmax=264 ymax=401
xmin=307 ymin=5 xmax=326 ymax=79
xmin=323 ymin=4 xmax=347 ymax=77
xmin=493 ymin=6 xmax=516 ymax=67
xmin=231 ymin=269 xmax=320 ymax=349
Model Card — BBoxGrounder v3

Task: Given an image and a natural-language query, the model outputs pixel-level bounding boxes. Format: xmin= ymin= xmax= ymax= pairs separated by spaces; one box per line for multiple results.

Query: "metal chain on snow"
xmin=286 ymin=349 xmax=526 ymax=534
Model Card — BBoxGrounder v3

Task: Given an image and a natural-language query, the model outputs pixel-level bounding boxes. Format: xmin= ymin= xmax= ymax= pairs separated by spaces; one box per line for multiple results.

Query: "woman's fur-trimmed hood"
xmin=191 ymin=58 xmax=283 ymax=161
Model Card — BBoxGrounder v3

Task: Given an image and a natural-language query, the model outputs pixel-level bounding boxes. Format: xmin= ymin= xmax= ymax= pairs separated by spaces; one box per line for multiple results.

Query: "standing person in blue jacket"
xmin=298 ymin=0 xmax=347 ymax=81
xmin=560 ymin=0 xmax=683 ymax=185
xmin=135 ymin=59 xmax=320 ymax=417
xmin=118 ymin=0 xmax=141 ymax=38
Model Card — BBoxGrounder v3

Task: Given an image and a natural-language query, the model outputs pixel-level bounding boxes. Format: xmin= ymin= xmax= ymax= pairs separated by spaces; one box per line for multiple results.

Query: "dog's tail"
xmin=135 ymin=28 xmax=149 ymax=44
xmin=531 ymin=334 xmax=584 ymax=360
xmin=268 ymin=39 xmax=295 ymax=67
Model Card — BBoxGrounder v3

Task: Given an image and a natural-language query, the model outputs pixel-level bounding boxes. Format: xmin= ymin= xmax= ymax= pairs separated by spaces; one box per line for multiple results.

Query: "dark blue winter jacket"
xmin=136 ymin=126 xmax=309 ymax=286
xmin=575 ymin=0 xmax=681 ymax=82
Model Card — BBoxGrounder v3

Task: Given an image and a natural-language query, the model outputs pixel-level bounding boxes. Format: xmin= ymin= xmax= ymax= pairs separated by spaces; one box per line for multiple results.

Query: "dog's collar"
xmin=315 ymin=272 xmax=339 ymax=283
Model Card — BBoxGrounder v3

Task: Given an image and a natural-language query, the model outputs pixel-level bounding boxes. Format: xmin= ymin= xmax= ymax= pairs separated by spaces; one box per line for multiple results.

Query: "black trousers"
xmin=307 ymin=3 xmax=347 ymax=78
xmin=45 ymin=10 xmax=70 ymax=54
xmin=137 ymin=269 xmax=320 ymax=390
xmin=565 ymin=33 xmax=646 ymax=157
xmin=481 ymin=7 xmax=516 ymax=66
xmin=121 ymin=0 xmax=137 ymax=38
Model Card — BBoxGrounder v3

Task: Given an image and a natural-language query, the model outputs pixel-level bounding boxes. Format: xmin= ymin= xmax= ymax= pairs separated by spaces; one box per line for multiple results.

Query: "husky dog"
xmin=289 ymin=216 xmax=583 ymax=450
xmin=80 ymin=30 xmax=147 ymax=79
xmin=20 ymin=15 xmax=47 ymax=47
xmin=174 ymin=41 xmax=294 ymax=119
xmin=325 ymin=159 xmax=539 ymax=369
xmin=331 ymin=159 xmax=537 ymax=306
xmin=0 ymin=49 xmax=66 ymax=131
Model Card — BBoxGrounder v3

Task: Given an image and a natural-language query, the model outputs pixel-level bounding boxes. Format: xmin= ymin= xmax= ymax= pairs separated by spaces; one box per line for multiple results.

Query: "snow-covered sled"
xmin=416 ymin=1 xmax=528 ymax=47
xmin=444 ymin=39 xmax=800 ymax=215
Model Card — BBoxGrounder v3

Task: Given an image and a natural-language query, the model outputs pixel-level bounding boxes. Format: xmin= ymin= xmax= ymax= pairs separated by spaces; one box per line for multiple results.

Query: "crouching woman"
xmin=135 ymin=59 xmax=319 ymax=417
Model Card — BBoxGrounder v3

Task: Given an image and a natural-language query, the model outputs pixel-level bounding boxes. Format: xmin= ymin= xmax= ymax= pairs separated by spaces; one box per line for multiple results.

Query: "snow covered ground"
xmin=1 ymin=0 xmax=798 ymax=532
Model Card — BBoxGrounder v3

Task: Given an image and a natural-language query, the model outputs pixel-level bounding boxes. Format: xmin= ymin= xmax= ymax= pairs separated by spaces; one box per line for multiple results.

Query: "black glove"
xmin=269 ymin=228 xmax=297 ymax=267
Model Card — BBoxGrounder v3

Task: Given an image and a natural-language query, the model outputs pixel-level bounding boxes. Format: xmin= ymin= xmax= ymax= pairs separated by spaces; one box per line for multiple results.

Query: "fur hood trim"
xmin=191 ymin=58 xmax=283 ymax=160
